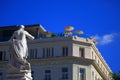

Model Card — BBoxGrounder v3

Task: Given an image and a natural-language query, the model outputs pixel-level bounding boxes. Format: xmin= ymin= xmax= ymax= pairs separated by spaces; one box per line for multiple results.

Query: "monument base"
xmin=5 ymin=64 xmax=32 ymax=80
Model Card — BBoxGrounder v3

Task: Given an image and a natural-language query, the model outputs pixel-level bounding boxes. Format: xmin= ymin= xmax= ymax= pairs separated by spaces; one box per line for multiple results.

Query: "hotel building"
xmin=0 ymin=24 xmax=113 ymax=80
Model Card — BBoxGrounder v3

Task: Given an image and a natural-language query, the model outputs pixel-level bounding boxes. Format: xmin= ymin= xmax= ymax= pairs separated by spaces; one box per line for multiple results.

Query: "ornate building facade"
xmin=0 ymin=24 xmax=112 ymax=80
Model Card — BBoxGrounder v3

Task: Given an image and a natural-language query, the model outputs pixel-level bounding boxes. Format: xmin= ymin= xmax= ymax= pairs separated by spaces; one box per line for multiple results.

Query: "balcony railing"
xmin=34 ymin=32 xmax=90 ymax=39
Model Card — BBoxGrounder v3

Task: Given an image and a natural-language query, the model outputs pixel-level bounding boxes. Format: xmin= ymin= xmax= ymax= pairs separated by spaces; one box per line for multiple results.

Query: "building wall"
xmin=0 ymin=37 xmax=112 ymax=80
xmin=72 ymin=43 xmax=91 ymax=58
xmin=91 ymin=65 xmax=103 ymax=80
xmin=0 ymin=45 xmax=9 ymax=61
xmin=90 ymin=47 xmax=110 ymax=78
xmin=72 ymin=40 xmax=111 ymax=79
xmin=30 ymin=60 xmax=73 ymax=80
xmin=28 ymin=39 xmax=73 ymax=58
xmin=0 ymin=62 xmax=7 ymax=79
xmin=72 ymin=63 xmax=91 ymax=80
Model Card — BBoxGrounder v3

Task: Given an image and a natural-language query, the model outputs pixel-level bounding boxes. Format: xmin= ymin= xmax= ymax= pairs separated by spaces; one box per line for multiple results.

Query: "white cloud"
xmin=94 ymin=33 xmax=117 ymax=45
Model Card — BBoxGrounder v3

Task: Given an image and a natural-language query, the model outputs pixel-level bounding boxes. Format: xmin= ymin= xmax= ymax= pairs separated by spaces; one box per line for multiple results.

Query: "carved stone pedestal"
xmin=5 ymin=64 xmax=32 ymax=80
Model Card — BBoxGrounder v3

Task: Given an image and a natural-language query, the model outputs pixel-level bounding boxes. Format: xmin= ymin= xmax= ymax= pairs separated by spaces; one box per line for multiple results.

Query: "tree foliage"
xmin=112 ymin=70 xmax=120 ymax=80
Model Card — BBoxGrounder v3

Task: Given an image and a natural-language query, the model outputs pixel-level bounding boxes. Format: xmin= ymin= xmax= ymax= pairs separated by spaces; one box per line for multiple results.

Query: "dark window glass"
xmin=79 ymin=48 xmax=85 ymax=58
xmin=45 ymin=70 xmax=51 ymax=80
xmin=43 ymin=48 xmax=45 ymax=58
xmin=32 ymin=71 xmax=34 ymax=80
xmin=62 ymin=68 xmax=68 ymax=79
xmin=79 ymin=68 xmax=86 ymax=80
xmin=0 ymin=73 xmax=2 ymax=80
xmin=0 ymin=51 xmax=2 ymax=60
xmin=62 ymin=47 xmax=68 ymax=56
xmin=43 ymin=48 xmax=54 ymax=58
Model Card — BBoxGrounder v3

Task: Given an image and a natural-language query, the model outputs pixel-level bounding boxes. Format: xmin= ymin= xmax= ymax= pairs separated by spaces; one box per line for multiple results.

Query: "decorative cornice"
xmin=91 ymin=44 xmax=112 ymax=72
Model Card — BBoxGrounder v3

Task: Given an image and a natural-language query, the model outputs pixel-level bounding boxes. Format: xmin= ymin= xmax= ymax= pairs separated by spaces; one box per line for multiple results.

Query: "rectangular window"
xmin=43 ymin=48 xmax=45 ymax=58
xmin=95 ymin=56 xmax=97 ymax=62
xmin=79 ymin=68 xmax=86 ymax=80
xmin=42 ymin=48 xmax=54 ymax=58
xmin=62 ymin=67 xmax=68 ymax=79
xmin=29 ymin=49 xmax=33 ymax=59
xmin=92 ymin=71 xmax=94 ymax=80
xmin=62 ymin=47 xmax=68 ymax=56
xmin=0 ymin=51 xmax=6 ymax=61
xmin=45 ymin=70 xmax=51 ymax=80
xmin=0 ymin=73 xmax=2 ymax=80
xmin=29 ymin=48 xmax=37 ymax=59
xmin=32 ymin=71 xmax=34 ymax=80
xmin=98 ymin=60 xmax=100 ymax=66
xmin=79 ymin=48 xmax=85 ymax=58
xmin=46 ymin=48 xmax=49 ymax=57
xmin=51 ymin=48 xmax=54 ymax=57
xmin=92 ymin=52 xmax=93 ymax=59
xmin=0 ymin=51 xmax=2 ymax=60
xmin=2 ymin=51 xmax=6 ymax=60
xmin=95 ymin=75 xmax=97 ymax=80
xmin=3 ymin=51 xmax=6 ymax=60
xmin=33 ymin=48 xmax=37 ymax=59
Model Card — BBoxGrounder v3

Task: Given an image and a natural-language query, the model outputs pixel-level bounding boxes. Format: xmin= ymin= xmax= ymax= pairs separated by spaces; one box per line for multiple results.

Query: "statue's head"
xmin=19 ymin=25 xmax=25 ymax=29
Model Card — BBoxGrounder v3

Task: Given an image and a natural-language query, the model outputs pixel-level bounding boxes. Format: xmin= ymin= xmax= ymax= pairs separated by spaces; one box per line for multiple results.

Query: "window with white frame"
xmin=62 ymin=67 xmax=68 ymax=79
xmin=45 ymin=70 xmax=51 ymax=80
xmin=95 ymin=75 xmax=97 ymax=80
xmin=92 ymin=71 xmax=94 ymax=80
xmin=62 ymin=47 xmax=68 ymax=56
xmin=79 ymin=48 xmax=85 ymax=58
xmin=29 ymin=48 xmax=37 ymax=59
xmin=42 ymin=48 xmax=54 ymax=58
xmin=79 ymin=68 xmax=86 ymax=80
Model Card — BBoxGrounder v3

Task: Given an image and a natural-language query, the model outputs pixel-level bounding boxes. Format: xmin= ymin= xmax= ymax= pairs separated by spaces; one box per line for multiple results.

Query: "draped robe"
xmin=9 ymin=29 xmax=34 ymax=69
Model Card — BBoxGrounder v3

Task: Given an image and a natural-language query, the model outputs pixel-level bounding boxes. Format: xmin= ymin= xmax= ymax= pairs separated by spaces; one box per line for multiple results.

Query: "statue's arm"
xmin=7 ymin=32 xmax=16 ymax=45
xmin=8 ymin=32 xmax=15 ymax=41
xmin=25 ymin=31 xmax=35 ymax=40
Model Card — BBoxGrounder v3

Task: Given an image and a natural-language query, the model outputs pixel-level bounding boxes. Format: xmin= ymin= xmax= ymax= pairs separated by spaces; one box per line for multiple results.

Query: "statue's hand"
xmin=23 ymin=57 xmax=27 ymax=59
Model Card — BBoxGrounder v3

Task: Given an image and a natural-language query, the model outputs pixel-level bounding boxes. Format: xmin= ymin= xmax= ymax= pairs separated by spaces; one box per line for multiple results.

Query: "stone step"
xmin=5 ymin=72 xmax=32 ymax=80
xmin=5 ymin=77 xmax=28 ymax=80
xmin=6 ymin=73 xmax=25 ymax=78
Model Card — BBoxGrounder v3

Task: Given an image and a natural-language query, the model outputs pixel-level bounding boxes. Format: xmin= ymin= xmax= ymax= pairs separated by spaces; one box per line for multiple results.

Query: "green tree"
xmin=112 ymin=70 xmax=120 ymax=80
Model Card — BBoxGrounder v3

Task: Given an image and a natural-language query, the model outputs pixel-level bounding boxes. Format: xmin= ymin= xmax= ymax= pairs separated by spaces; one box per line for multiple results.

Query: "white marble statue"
xmin=9 ymin=25 xmax=34 ymax=70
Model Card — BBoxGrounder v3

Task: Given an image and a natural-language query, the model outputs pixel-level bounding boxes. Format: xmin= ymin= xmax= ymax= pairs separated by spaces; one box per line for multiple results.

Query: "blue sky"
xmin=0 ymin=0 xmax=120 ymax=72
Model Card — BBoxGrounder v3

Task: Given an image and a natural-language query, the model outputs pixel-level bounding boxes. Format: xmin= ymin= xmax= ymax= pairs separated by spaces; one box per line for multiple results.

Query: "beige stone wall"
xmin=28 ymin=40 xmax=73 ymax=58
xmin=31 ymin=61 xmax=73 ymax=80
xmin=72 ymin=43 xmax=91 ymax=59
xmin=0 ymin=37 xmax=112 ymax=80
xmin=91 ymin=47 xmax=110 ymax=78
xmin=91 ymin=65 xmax=103 ymax=80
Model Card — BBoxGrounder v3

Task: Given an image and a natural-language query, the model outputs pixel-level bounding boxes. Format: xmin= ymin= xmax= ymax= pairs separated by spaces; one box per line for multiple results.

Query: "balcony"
xmin=92 ymin=60 xmax=109 ymax=80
